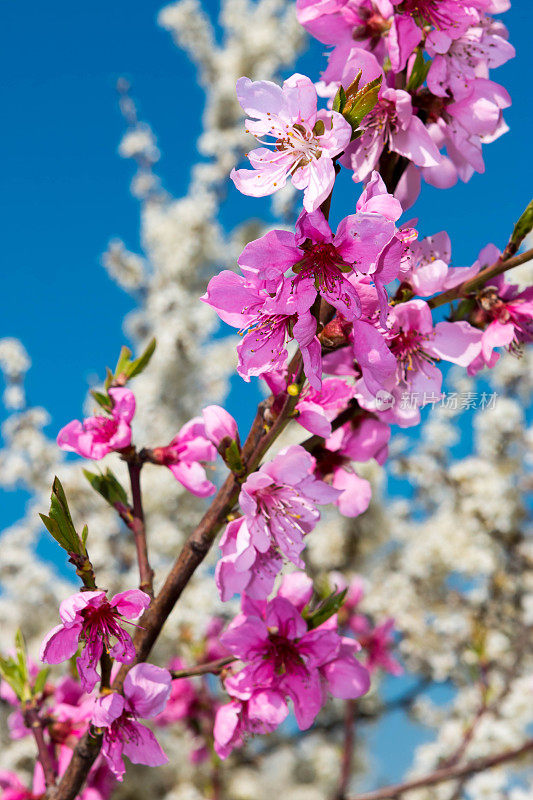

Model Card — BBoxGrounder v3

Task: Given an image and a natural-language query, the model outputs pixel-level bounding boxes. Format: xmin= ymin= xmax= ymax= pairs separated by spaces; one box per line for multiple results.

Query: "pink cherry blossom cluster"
xmin=213 ymin=572 xmax=371 ymax=758
xmin=15 ymin=0 xmax=533 ymax=793
xmin=36 ymin=589 xmax=172 ymax=782
xmin=295 ymin=0 xmax=515 ymax=206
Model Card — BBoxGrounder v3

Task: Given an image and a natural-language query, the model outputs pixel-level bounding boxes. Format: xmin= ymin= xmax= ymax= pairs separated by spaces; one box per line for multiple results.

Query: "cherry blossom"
xmin=230 ymin=73 xmax=351 ymax=211
xmin=57 ymin=388 xmax=135 ymax=460
xmin=40 ymin=590 xmax=150 ymax=692
xmin=92 ymin=663 xmax=172 ymax=780
xmin=150 ymin=417 xmax=217 ymax=497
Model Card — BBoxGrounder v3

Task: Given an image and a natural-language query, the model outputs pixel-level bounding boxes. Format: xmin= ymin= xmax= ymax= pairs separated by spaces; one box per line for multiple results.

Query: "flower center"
xmin=389 ymin=328 xmax=435 ymax=382
xmin=292 ymin=243 xmax=355 ymax=305
xmin=399 ymin=0 xmax=462 ymax=31
xmin=267 ymin=633 xmax=307 ymax=677
xmin=81 ymin=603 xmax=121 ymax=652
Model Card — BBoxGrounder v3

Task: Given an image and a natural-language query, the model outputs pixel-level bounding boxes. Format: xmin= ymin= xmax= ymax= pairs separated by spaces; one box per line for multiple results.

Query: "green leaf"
xmin=127 ymin=337 xmax=156 ymax=379
xmin=344 ymin=70 xmax=362 ymax=102
xmin=33 ymin=667 xmax=50 ymax=697
xmin=305 ymin=588 xmax=348 ymax=630
xmin=103 ymin=367 xmax=115 ymax=393
xmin=332 ymin=85 xmax=346 ymax=114
xmin=223 ymin=440 xmax=244 ymax=474
xmin=15 ymin=629 xmax=29 ymax=686
xmin=90 ymin=389 xmax=112 ymax=411
xmin=41 ymin=478 xmax=83 ymax=555
xmin=39 ymin=513 xmax=71 ymax=550
xmin=406 ymin=49 xmax=431 ymax=92
xmin=342 ymin=75 xmax=382 ymax=134
xmin=114 ymin=345 xmax=133 ymax=379
xmin=0 ymin=656 xmax=25 ymax=700
xmin=509 ymin=199 xmax=533 ymax=251
xmin=83 ymin=468 xmax=129 ymax=508
xmin=81 ymin=524 xmax=89 ymax=549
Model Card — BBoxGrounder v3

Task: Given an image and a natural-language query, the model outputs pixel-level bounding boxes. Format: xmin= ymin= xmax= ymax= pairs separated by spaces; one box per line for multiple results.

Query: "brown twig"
xmin=170 ymin=656 xmax=236 ymax=679
xmin=127 ymin=460 xmax=154 ymax=596
xmin=23 ymin=705 xmax=56 ymax=789
xmin=428 ymin=248 xmax=533 ymax=310
xmin=346 ymin=739 xmax=533 ymax=800
xmin=335 ymin=700 xmax=358 ymax=800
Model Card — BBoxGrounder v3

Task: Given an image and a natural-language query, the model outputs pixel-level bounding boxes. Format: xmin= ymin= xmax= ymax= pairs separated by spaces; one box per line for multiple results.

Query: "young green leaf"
xmin=33 ymin=667 xmax=51 ymax=697
xmin=83 ymin=468 xmax=129 ymax=508
xmin=90 ymin=389 xmax=113 ymax=411
xmin=342 ymin=75 xmax=382 ymax=134
xmin=305 ymin=588 xmax=348 ymax=629
xmin=41 ymin=478 xmax=83 ymax=555
xmin=127 ymin=337 xmax=156 ymax=379
xmin=114 ymin=345 xmax=133 ymax=378
xmin=406 ymin=49 xmax=431 ymax=92
xmin=332 ymin=85 xmax=347 ymax=114
xmin=509 ymin=198 xmax=533 ymax=252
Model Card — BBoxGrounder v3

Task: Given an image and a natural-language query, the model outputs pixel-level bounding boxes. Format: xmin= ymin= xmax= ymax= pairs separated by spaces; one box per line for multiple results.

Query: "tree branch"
xmin=428 ymin=248 xmax=533 ymax=310
xmin=170 ymin=656 xmax=236 ymax=679
xmin=347 ymin=739 xmax=533 ymax=800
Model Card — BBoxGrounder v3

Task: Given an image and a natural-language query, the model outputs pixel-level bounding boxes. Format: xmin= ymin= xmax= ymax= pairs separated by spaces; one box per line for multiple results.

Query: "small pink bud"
xmin=202 ymin=405 xmax=238 ymax=447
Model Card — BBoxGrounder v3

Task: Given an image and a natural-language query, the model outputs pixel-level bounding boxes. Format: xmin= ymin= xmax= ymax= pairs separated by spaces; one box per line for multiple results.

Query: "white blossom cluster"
xmin=0 ymin=2 xmax=531 ymax=799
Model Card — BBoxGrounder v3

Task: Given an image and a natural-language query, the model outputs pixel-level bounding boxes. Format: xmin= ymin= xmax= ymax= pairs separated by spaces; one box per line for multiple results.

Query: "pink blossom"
xmin=341 ymin=88 xmax=441 ymax=183
xmin=468 ymin=275 xmax=533 ymax=373
xmin=220 ymin=574 xmax=370 ymax=731
xmin=151 ymin=418 xmax=217 ymax=497
xmin=57 ymin=388 xmax=135 ymax=460
xmin=238 ymin=196 xmax=400 ymax=322
xmin=330 ymin=574 xmax=403 ymax=675
xmin=426 ymin=16 xmax=514 ymax=101
xmin=216 ymin=516 xmax=284 ymax=601
xmin=202 ymin=269 xmax=322 ymax=388
xmin=92 ymin=663 xmax=171 ymax=780
xmin=214 ymin=686 xmax=289 ymax=759
xmin=153 ymin=659 xmax=199 ymax=727
xmin=0 ymin=773 xmax=35 ymax=800
xmin=295 ymin=377 xmax=356 ymax=438
xmin=392 ymin=0 xmax=473 ymax=41
xmin=40 ymin=590 xmax=150 ymax=693
xmin=216 ymin=445 xmax=340 ymax=601
xmin=153 ymin=657 xmax=213 ymax=763
xmin=230 ymin=73 xmax=352 ymax=212
xmin=385 ymin=299 xmax=482 ymax=400
xmin=401 ymin=230 xmax=491 ymax=297
xmin=349 ymin=615 xmax=403 ymax=675
xmin=201 ymin=405 xmax=238 ymax=448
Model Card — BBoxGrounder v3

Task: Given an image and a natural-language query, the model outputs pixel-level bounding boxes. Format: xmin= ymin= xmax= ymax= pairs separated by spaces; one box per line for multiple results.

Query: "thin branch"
xmin=170 ymin=656 xmax=236 ymax=679
xmin=428 ymin=248 xmax=533 ymax=310
xmin=335 ymin=700 xmax=357 ymax=800
xmin=347 ymin=739 xmax=533 ymax=800
xmin=127 ymin=460 xmax=154 ymax=596
xmin=23 ymin=705 xmax=56 ymax=789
